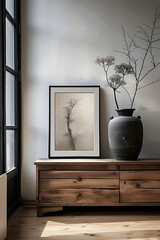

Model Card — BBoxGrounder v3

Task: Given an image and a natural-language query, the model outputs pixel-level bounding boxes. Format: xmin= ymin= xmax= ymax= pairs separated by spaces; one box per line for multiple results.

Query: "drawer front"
xmin=120 ymin=164 xmax=160 ymax=170
xmin=120 ymin=171 xmax=160 ymax=203
xmin=39 ymin=189 xmax=119 ymax=204
xmin=120 ymin=189 xmax=160 ymax=203
xmin=120 ymin=171 xmax=160 ymax=180
xmin=37 ymin=164 xmax=119 ymax=171
xmin=40 ymin=178 xmax=119 ymax=189
xmin=40 ymin=171 xmax=119 ymax=179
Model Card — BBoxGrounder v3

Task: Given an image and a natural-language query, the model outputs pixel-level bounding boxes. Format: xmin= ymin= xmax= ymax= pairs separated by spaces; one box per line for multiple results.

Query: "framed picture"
xmin=49 ymin=86 xmax=100 ymax=158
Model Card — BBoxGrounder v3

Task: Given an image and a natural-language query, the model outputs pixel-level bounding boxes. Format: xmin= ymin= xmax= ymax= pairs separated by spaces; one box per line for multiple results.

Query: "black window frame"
xmin=0 ymin=0 xmax=21 ymax=218
xmin=0 ymin=0 xmax=5 ymax=176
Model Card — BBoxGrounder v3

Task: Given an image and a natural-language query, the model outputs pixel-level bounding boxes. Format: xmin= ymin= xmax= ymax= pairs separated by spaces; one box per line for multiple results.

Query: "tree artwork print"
xmin=63 ymin=98 xmax=79 ymax=150
xmin=55 ymin=93 xmax=94 ymax=151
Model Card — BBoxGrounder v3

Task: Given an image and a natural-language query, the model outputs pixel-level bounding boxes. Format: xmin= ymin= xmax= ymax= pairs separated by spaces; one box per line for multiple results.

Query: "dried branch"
xmin=96 ymin=7 xmax=160 ymax=109
xmin=140 ymin=62 xmax=160 ymax=82
xmin=138 ymin=78 xmax=159 ymax=89
xmin=122 ymin=26 xmax=132 ymax=65
xmin=149 ymin=48 xmax=156 ymax=67
xmin=129 ymin=6 xmax=160 ymax=107
xmin=151 ymin=38 xmax=160 ymax=43
xmin=149 ymin=46 xmax=160 ymax=50
xmin=141 ymin=23 xmax=152 ymax=30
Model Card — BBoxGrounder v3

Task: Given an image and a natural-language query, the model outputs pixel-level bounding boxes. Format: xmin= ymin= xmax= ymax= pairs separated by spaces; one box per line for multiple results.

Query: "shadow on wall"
xmin=139 ymin=110 xmax=160 ymax=159
xmin=100 ymin=88 xmax=113 ymax=158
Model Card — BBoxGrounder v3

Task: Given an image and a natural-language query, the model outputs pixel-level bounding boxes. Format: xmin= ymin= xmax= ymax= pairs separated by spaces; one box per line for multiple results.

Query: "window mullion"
xmin=5 ymin=66 xmax=17 ymax=75
xmin=6 ymin=126 xmax=17 ymax=130
xmin=6 ymin=10 xmax=16 ymax=26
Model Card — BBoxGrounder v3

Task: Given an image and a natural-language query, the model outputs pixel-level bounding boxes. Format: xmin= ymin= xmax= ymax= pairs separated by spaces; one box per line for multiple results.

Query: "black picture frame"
xmin=49 ymin=86 xmax=100 ymax=158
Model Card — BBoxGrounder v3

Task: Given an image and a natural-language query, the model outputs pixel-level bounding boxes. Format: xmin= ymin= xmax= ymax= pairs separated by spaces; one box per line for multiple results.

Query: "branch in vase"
xmin=138 ymin=78 xmax=159 ymax=89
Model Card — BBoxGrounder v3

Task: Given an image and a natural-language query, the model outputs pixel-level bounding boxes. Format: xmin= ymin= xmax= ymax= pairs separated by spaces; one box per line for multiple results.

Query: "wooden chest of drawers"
xmin=34 ymin=159 xmax=160 ymax=216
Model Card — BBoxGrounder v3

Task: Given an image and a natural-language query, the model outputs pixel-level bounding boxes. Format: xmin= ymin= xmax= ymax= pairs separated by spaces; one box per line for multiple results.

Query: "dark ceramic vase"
xmin=108 ymin=109 xmax=143 ymax=160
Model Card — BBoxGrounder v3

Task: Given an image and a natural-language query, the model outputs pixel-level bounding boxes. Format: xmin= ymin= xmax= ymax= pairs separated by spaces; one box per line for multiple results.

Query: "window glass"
xmin=6 ymin=130 xmax=15 ymax=172
xmin=6 ymin=0 xmax=15 ymax=18
xmin=6 ymin=71 xmax=15 ymax=126
xmin=6 ymin=18 xmax=15 ymax=69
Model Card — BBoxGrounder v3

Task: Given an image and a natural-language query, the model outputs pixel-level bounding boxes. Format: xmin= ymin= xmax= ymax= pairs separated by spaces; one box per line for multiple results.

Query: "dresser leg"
xmin=37 ymin=206 xmax=63 ymax=217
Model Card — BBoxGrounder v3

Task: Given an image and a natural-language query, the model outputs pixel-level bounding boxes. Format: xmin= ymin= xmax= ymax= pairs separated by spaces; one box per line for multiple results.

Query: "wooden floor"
xmin=6 ymin=206 xmax=160 ymax=240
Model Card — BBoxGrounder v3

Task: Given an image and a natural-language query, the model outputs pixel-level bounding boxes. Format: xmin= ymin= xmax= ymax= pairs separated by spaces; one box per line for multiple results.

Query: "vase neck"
xmin=116 ymin=108 xmax=135 ymax=116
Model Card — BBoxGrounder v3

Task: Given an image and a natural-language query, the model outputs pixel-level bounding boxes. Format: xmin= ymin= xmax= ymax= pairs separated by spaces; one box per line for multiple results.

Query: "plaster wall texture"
xmin=21 ymin=0 xmax=160 ymax=199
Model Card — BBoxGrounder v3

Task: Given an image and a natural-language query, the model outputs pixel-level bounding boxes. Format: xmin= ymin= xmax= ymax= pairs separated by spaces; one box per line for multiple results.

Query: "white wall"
xmin=21 ymin=0 xmax=160 ymax=199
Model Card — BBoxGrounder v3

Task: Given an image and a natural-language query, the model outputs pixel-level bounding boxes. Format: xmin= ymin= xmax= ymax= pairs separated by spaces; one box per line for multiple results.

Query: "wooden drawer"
xmin=40 ymin=178 xmax=119 ymax=189
xmin=39 ymin=189 xmax=119 ymax=205
xmin=120 ymin=171 xmax=160 ymax=180
xmin=120 ymin=171 xmax=160 ymax=203
xmin=40 ymin=170 xmax=119 ymax=179
xmin=120 ymin=164 xmax=160 ymax=170
xmin=39 ymin=170 xmax=119 ymax=189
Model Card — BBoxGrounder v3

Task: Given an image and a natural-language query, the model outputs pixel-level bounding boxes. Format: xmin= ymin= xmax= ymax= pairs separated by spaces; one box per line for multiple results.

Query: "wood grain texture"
xmin=120 ymin=189 xmax=160 ymax=203
xmin=34 ymin=158 xmax=160 ymax=163
xmin=37 ymin=164 xmax=119 ymax=171
xmin=120 ymin=164 xmax=160 ymax=170
xmin=120 ymin=180 xmax=160 ymax=189
xmin=40 ymin=170 xmax=119 ymax=179
xmin=120 ymin=171 xmax=160 ymax=180
xmin=34 ymin=159 xmax=160 ymax=171
xmin=120 ymin=170 xmax=160 ymax=203
xmin=39 ymin=189 xmax=119 ymax=204
xmin=37 ymin=206 xmax=63 ymax=217
xmin=34 ymin=159 xmax=160 ymax=216
xmin=6 ymin=207 xmax=160 ymax=240
xmin=36 ymin=166 xmax=39 ymax=202
xmin=40 ymin=178 xmax=119 ymax=189
xmin=37 ymin=202 xmax=160 ymax=207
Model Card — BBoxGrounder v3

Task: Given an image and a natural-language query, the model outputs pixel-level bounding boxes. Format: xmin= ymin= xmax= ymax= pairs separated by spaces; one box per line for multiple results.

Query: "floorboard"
xmin=6 ymin=206 xmax=160 ymax=240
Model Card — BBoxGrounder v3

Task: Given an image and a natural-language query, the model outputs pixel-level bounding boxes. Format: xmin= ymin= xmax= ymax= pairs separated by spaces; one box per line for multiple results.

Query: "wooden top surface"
xmin=34 ymin=158 xmax=160 ymax=165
